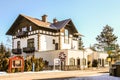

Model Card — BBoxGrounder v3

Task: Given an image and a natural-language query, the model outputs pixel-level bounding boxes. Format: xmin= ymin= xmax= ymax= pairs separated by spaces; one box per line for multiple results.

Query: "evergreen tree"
xmin=0 ymin=43 xmax=11 ymax=57
xmin=96 ymin=25 xmax=118 ymax=51
xmin=0 ymin=43 xmax=11 ymax=71
xmin=78 ymin=37 xmax=84 ymax=50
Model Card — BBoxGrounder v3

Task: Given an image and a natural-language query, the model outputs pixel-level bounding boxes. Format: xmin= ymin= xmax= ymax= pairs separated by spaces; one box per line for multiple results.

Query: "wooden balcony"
xmin=16 ymin=31 xmax=28 ymax=38
xmin=23 ymin=47 xmax=35 ymax=53
xmin=12 ymin=48 xmax=22 ymax=54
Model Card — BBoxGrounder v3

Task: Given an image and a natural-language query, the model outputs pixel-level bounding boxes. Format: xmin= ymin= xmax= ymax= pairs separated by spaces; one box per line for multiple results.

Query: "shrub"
xmin=92 ymin=59 xmax=98 ymax=67
xmin=24 ymin=59 xmax=32 ymax=71
xmin=24 ymin=56 xmax=45 ymax=71
xmin=0 ymin=56 xmax=9 ymax=72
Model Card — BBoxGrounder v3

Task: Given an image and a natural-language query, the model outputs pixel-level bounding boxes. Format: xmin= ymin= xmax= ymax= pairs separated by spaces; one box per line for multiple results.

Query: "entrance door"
xmin=55 ymin=43 xmax=58 ymax=50
xmin=77 ymin=59 xmax=80 ymax=68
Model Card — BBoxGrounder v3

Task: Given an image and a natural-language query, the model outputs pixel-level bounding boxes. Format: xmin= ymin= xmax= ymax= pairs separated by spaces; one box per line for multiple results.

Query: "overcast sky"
xmin=1 ymin=0 xmax=120 ymax=48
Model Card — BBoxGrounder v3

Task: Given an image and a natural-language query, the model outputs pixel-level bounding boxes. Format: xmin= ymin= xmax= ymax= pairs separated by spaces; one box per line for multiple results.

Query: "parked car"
xmin=109 ymin=61 xmax=120 ymax=76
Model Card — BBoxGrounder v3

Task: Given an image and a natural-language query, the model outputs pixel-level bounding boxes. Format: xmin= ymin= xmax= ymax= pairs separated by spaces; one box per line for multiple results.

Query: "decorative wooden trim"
xmin=12 ymin=37 xmax=14 ymax=49
xmin=13 ymin=30 xmax=60 ymax=39
xmin=37 ymin=31 xmax=40 ymax=51
xmin=59 ymin=32 xmax=61 ymax=50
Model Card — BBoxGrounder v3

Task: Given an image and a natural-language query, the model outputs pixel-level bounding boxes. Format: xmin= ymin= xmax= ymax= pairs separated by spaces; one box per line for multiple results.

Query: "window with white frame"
xmin=22 ymin=27 xmax=27 ymax=32
xmin=17 ymin=41 xmax=20 ymax=49
xmin=18 ymin=29 xmax=20 ymax=32
xmin=29 ymin=26 xmax=32 ymax=31
xmin=27 ymin=38 xmax=34 ymax=48
xmin=64 ymin=29 xmax=69 ymax=44
xmin=69 ymin=58 xmax=75 ymax=65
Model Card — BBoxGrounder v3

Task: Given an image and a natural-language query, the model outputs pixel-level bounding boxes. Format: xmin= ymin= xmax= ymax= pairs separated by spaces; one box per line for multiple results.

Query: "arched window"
xmin=82 ymin=58 xmax=86 ymax=65
xmin=69 ymin=58 xmax=75 ymax=65
xmin=98 ymin=58 xmax=101 ymax=65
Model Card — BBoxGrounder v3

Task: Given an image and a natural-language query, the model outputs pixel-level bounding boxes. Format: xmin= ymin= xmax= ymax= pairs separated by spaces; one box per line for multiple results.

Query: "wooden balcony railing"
xmin=16 ymin=31 xmax=28 ymax=38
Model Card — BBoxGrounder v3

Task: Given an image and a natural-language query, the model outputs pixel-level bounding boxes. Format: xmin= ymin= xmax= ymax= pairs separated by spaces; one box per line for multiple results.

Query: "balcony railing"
xmin=23 ymin=47 xmax=35 ymax=53
xmin=16 ymin=31 xmax=28 ymax=38
xmin=12 ymin=48 xmax=22 ymax=54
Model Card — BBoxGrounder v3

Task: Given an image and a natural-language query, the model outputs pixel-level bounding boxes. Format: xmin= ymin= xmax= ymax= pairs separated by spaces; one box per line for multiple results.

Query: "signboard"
xmin=12 ymin=60 xmax=22 ymax=68
xmin=59 ymin=52 xmax=66 ymax=61
xmin=54 ymin=58 xmax=60 ymax=65
xmin=53 ymin=58 xmax=60 ymax=70
xmin=8 ymin=56 xmax=24 ymax=73
xmin=104 ymin=47 xmax=115 ymax=51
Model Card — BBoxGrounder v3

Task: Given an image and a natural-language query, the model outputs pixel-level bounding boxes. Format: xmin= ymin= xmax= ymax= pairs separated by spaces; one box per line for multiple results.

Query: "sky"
xmin=1 ymin=0 xmax=120 ymax=48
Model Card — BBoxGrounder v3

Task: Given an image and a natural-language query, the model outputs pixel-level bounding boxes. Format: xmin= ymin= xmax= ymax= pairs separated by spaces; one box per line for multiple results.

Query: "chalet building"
xmin=6 ymin=14 xmax=108 ymax=70
xmin=6 ymin=14 xmax=80 ymax=52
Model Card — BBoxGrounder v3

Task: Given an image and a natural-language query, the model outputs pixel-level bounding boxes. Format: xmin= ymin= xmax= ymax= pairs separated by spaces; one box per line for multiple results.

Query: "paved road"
xmin=32 ymin=73 xmax=120 ymax=80
xmin=1 ymin=68 xmax=119 ymax=80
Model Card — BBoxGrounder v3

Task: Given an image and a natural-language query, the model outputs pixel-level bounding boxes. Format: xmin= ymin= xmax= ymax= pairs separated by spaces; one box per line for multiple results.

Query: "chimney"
xmin=53 ymin=18 xmax=57 ymax=23
xmin=42 ymin=14 xmax=47 ymax=22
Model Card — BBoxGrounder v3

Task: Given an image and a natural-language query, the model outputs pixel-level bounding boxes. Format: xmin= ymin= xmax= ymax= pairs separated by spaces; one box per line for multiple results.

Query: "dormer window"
xmin=22 ymin=27 xmax=27 ymax=32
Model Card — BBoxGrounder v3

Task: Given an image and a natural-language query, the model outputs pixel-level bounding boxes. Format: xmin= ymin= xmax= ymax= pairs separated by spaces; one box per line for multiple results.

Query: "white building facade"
xmin=6 ymin=14 xmax=109 ymax=70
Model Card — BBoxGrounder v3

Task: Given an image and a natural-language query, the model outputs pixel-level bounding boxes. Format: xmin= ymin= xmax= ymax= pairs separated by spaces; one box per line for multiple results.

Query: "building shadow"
xmin=32 ymin=77 xmax=77 ymax=80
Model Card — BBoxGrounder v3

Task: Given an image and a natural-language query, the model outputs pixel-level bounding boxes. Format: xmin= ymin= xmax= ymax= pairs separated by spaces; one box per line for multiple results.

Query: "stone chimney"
xmin=53 ymin=18 xmax=57 ymax=23
xmin=42 ymin=14 xmax=47 ymax=22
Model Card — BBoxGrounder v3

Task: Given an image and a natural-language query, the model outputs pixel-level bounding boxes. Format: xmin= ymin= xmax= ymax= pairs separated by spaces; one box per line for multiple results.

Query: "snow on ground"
xmin=0 ymin=70 xmax=62 ymax=76
xmin=0 ymin=72 xmax=6 ymax=75
xmin=70 ymin=74 xmax=120 ymax=80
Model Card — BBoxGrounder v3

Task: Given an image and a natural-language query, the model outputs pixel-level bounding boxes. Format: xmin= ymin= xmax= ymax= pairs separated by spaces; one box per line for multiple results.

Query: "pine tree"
xmin=96 ymin=25 xmax=118 ymax=50
xmin=78 ymin=37 xmax=84 ymax=50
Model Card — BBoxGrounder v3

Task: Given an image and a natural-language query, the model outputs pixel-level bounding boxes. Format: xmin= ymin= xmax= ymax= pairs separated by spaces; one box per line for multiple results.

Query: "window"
xmin=27 ymin=38 xmax=34 ymax=47
xmin=29 ymin=26 xmax=32 ymax=31
xmin=55 ymin=43 xmax=58 ymax=50
xmin=77 ymin=58 xmax=80 ymax=66
xmin=17 ymin=41 xmax=20 ymax=49
xmin=64 ymin=29 xmax=69 ymax=44
xmin=82 ymin=58 xmax=86 ymax=65
xmin=18 ymin=29 xmax=20 ymax=32
xmin=105 ymin=59 xmax=108 ymax=65
xmin=69 ymin=58 xmax=75 ymax=65
xmin=98 ymin=58 xmax=101 ymax=65
xmin=53 ymin=39 xmax=55 ymax=44
xmin=22 ymin=27 xmax=27 ymax=32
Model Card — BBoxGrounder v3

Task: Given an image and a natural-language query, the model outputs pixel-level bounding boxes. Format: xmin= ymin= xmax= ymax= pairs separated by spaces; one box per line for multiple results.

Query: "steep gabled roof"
xmin=50 ymin=19 xmax=78 ymax=33
xmin=6 ymin=14 xmax=80 ymax=35
xmin=6 ymin=14 xmax=56 ymax=35
xmin=20 ymin=14 xmax=50 ymax=27
xmin=50 ymin=19 xmax=71 ymax=29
